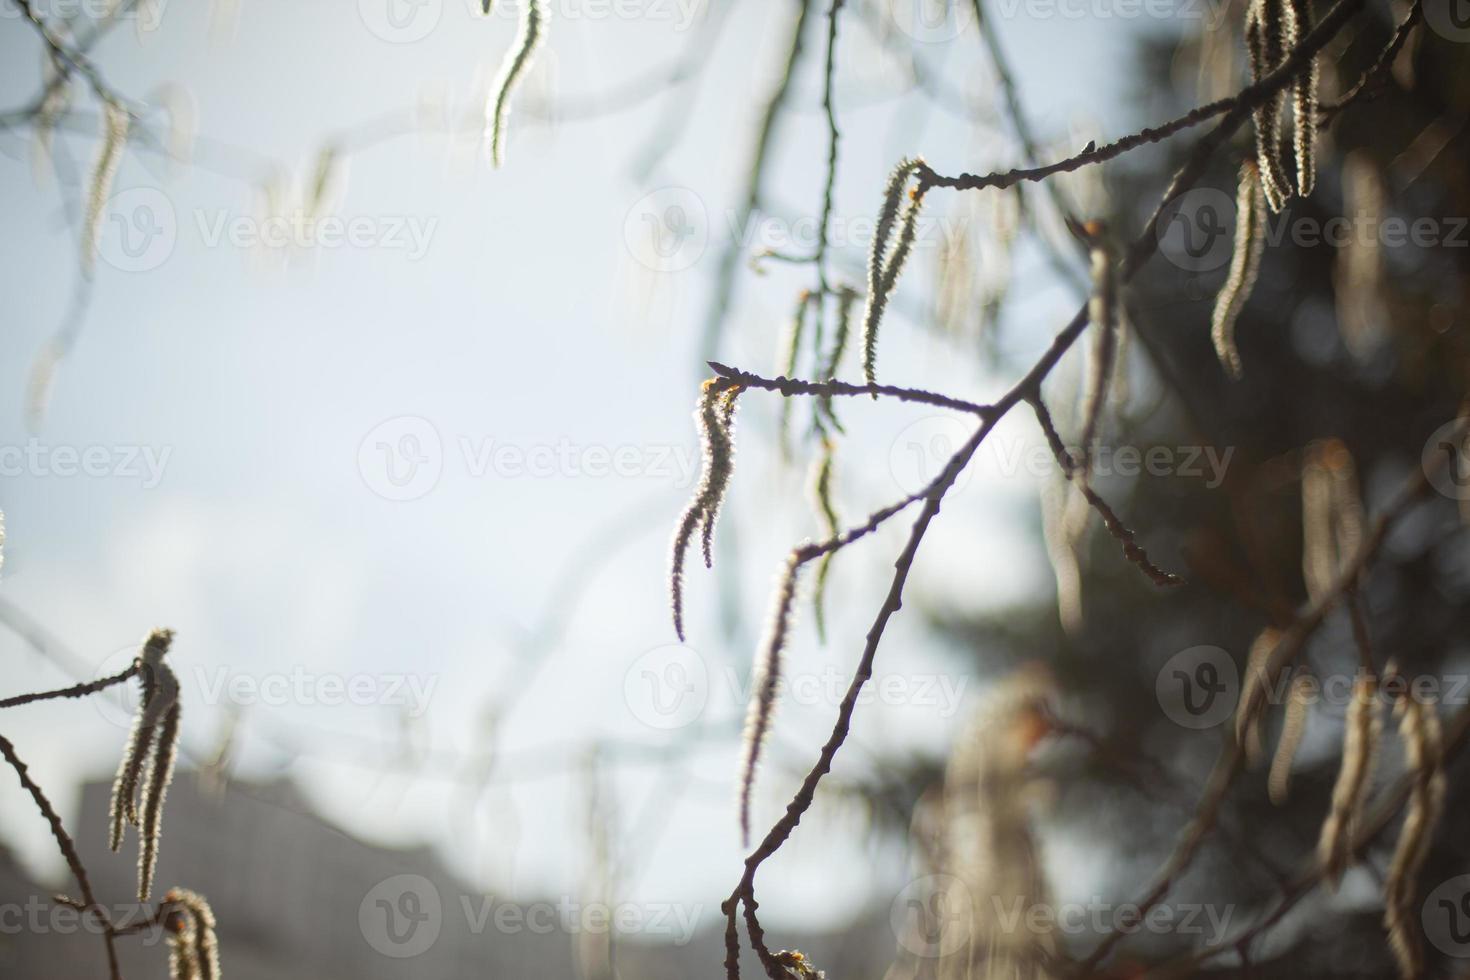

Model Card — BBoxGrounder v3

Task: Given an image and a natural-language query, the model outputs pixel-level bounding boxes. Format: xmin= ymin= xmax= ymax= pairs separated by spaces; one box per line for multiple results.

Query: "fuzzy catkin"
xmin=668 ymin=381 xmax=741 ymax=640
xmin=738 ymin=553 xmax=801 ymax=847
xmin=1211 ymin=161 xmax=1266 ymax=379
xmin=109 ymin=629 xmax=175 ymax=850
xmin=485 ymin=0 xmax=547 ymax=168
xmin=165 ymin=889 xmax=220 ymax=980
xmin=809 ymin=442 xmax=840 ymax=642
xmin=1301 ymin=439 xmax=1364 ymax=604
xmin=138 ymin=698 xmax=181 ymax=902
xmin=861 ymin=158 xmax=922 ymax=387
xmin=1317 ymin=674 xmax=1380 ymax=889
xmin=818 ymin=285 xmax=859 ymax=428
xmin=1284 ymin=0 xmax=1317 ymax=196
xmin=1268 ymin=673 xmax=1311 ymax=804
xmin=1238 ymin=627 xmax=1282 ymax=765
xmin=82 ymin=101 xmax=129 ymax=277
xmin=32 ymin=60 xmax=69 ymax=187
xmin=699 ymin=387 xmax=741 ymax=567
xmin=1245 ymin=0 xmax=1291 ymax=211
xmin=1078 ymin=225 xmax=1118 ymax=470
xmin=777 ymin=291 xmax=813 ymax=456
xmin=1384 ymin=696 xmax=1445 ymax=978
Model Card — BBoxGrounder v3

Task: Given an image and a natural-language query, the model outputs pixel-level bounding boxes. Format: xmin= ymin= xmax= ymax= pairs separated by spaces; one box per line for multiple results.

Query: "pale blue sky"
xmin=0 ymin=0 xmax=1182 ymax=932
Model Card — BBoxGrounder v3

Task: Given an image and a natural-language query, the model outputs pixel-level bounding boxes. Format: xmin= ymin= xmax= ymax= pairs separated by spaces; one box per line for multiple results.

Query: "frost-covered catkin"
xmin=1211 ymin=161 xmax=1266 ymax=379
xmin=1245 ymin=0 xmax=1291 ymax=211
xmin=1384 ymin=695 xmax=1445 ymax=979
xmin=1268 ymin=673 xmax=1311 ymax=804
xmin=668 ymin=381 xmax=741 ymax=640
xmin=82 ymin=101 xmax=130 ymax=277
xmin=861 ymin=158 xmax=923 ymax=387
xmin=485 ymin=0 xmax=547 ymax=168
xmin=1284 ymin=0 xmax=1317 ymax=196
xmin=738 ymin=553 xmax=801 ymax=847
xmin=1317 ymin=673 xmax=1380 ymax=889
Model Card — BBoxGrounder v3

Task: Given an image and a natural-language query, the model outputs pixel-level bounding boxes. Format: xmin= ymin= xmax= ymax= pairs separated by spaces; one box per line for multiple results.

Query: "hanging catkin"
xmin=485 ymin=0 xmax=547 ymax=168
xmin=1211 ymin=161 xmax=1266 ymax=380
xmin=1317 ymin=673 xmax=1381 ymax=889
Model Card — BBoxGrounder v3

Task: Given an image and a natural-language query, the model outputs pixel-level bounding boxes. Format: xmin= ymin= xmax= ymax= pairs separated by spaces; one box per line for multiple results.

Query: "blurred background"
xmin=2 ymin=0 xmax=1470 ymax=976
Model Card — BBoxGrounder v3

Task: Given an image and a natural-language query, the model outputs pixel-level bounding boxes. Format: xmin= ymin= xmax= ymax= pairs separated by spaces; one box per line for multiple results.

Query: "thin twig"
xmin=1317 ymin=0 xmax=1423 ymax=125
xmin=0 ymin=664 xmax=138 ymax=710
xmin=0 ymin=733 xmax=123 ymax=979
xmin=708 ymin=360 xmax=990 ymax=415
